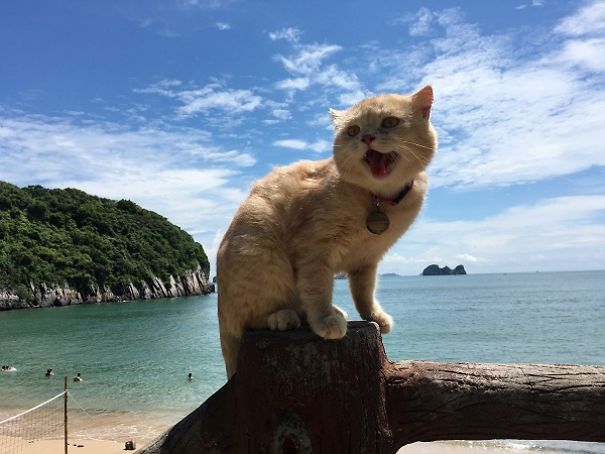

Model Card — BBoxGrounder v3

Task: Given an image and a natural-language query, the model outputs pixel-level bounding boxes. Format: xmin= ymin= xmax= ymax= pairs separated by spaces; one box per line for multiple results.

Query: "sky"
xmin=1 ymin=0 xmax=604 ymax=276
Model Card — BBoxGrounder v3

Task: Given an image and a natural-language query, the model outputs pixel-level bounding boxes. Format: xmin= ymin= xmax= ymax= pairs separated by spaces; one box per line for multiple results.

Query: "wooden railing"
xmin=139 ymin=321 xmax=605 ymax=453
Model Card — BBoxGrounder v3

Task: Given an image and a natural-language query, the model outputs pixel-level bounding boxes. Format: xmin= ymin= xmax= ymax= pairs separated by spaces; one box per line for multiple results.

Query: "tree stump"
xmin=138 ymin=321 xmax=605 ymax=454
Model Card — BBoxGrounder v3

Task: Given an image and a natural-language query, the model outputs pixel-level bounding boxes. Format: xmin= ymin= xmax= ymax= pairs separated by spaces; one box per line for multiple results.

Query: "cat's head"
xmin=331 ymin=86 xmax=437 ymax=196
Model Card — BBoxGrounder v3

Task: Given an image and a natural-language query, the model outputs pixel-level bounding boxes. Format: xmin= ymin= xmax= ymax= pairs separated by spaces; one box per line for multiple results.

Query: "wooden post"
xmin=64 ymin=376 xmax=68 ymax=454
xmin=138 ymin=322 xmax=605 ymax=454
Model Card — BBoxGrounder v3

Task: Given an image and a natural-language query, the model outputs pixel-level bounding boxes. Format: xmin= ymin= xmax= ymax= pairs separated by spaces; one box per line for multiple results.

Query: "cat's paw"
xmin=310 ymin=308 xmax=347 ymax=340
xmin=367 ymin=309 xmax=393 ymax=334
xmin=267 ymin=309 xmax=301 ymax=331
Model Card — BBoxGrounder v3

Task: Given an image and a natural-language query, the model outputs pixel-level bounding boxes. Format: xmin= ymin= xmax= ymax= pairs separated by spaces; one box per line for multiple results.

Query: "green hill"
xmin=0 ymin=181 xmax=211 ymax=307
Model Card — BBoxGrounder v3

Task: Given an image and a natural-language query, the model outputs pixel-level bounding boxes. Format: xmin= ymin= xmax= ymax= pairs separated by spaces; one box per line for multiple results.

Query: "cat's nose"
xmin=361 ymin=134 xmax=375 ymax=145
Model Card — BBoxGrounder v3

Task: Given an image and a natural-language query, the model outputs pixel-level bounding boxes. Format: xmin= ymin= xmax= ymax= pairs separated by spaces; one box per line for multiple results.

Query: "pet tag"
xmin=366 ymin=207 xmax=389 ymax=235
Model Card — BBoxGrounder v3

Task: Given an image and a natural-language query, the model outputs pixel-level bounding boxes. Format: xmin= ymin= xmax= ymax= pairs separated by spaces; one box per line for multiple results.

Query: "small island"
xmin=422 ymin=264 xmax=467 ymax=276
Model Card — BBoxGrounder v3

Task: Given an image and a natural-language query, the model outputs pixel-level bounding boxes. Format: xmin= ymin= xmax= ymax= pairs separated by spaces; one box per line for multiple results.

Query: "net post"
xmin=64 ymin=376 xmax=68 ymax=454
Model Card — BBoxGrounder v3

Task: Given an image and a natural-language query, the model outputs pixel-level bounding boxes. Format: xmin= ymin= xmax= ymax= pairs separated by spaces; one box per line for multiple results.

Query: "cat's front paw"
xmin=310 ymin=308 xmax=347 ymax=340
xmin=367 ymin=309 xmax=393 ymax=334
xmin=267 ymin=309 xmax=301 ymax=331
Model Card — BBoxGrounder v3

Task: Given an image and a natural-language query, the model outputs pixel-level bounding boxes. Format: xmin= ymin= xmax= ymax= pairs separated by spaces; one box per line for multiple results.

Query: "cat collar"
xmin=370 ymin=180 xmax=414 ymax=206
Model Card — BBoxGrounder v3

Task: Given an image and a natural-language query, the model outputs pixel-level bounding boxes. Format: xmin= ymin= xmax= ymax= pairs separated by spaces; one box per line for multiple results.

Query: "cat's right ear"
xmin=329 ymin=108 xmax=345 ymax=129
xmin=412 ymin=85 xmax=434 ymax=119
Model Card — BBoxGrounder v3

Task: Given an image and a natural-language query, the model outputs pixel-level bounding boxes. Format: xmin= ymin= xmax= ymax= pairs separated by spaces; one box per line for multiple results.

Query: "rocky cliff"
xmin=0 ymin=263 xmax=214 ymax=311
xmin=422 ymin=264 xmax=467 ymax=276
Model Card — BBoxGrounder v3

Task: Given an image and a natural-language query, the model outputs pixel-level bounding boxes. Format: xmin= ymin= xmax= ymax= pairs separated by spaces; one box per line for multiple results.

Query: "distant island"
xmin=0 ymin=181 xmax=214 ymax=310
xmin=422 ymin=264 xmax=467 ymax=276
xmin=380 ymin=273 xmax=404 ymax=278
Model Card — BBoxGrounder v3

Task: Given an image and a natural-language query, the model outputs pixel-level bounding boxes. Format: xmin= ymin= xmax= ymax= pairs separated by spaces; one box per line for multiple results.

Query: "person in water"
xmin=73 ymin=373 xmax=82 ymax=382
xmin=46 ymin=368 xmax=54 ymax=377
xmin=187 ymin=373 xmax=193 ymax=381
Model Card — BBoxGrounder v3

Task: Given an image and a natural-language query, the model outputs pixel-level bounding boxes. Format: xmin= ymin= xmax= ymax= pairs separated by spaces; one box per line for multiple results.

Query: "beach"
xmin=2 ymin=437 xmax=589 ymax=454
xmin=0 ymin=437 xmax=125 ymax=454
xmin=4 ymin=405 xmax=601 ymax=454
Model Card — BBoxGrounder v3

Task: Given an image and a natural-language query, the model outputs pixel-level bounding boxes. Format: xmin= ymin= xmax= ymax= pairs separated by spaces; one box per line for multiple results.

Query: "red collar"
xmin=371 ymin=180 xmax=414 ymax=206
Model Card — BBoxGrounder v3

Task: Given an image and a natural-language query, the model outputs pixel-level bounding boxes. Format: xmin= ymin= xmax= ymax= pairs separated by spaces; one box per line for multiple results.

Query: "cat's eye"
xmin=381 ymin=117 xmax=400 ymax=128
xmin=347 ymin=125 xmax=360 ymax=137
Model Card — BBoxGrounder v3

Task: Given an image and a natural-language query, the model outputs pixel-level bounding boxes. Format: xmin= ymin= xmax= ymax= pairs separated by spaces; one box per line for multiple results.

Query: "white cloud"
xmin=176 ymin=87 xmax=262 ymax=116
xmin=276 ymin=77 xmax=310 ymax=91
xmin=0 ymin=113 xmax=255 ymax=257
xmin=273 ymin=139 xmax=306 ymax=150
xmin=270 ymin=108 xmax=292 ymax=121
xmin=273 ymin=138 xmax=331 ymax=153
xmin=269 ymin=27 xmax=302 ymax=43
xmin=557 ymin=37 xmax=605 ymax=71
xmin=277 ymin=44 xmax=342 ymax=75
xmin=377 ymin=4 xmax=605 ymax=189
xmin=408 ymin=8 xmax=435 ymax=36
xmin=216 ymin=22 xmax=231 ymax=31
xmin=381 ymin=195 xmax=605 ymax=275
xmin=555 ymin=1 xmax=605 ymax=36
xmin=176 ymin=0 xmax=236 ymax=10
xmin=275 ymin=43 xmax=366 ymax=107
xmin=135 ymin=81 xmax=263 ymax=117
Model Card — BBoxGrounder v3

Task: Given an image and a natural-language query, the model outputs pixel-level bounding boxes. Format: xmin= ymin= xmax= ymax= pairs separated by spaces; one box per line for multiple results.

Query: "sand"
xmin=21 ymin=438 xmax=128 ymax=453
xmin=0 ymin=438 xmax=500 ymax=454
xmin=0 ymin=438 xmax=569 ymax=454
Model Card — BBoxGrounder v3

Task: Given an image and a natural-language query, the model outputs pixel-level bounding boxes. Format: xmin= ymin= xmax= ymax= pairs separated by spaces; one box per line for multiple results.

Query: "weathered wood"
xmin=386 ymin=361 xmax=605 ymax=447
xmin=139 ymin=321 xmax=605 ymax=454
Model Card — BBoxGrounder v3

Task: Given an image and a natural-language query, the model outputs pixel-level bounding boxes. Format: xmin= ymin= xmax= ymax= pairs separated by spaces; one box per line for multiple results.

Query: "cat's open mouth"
xmin=364 ymin=150 xmax=399 ymax=178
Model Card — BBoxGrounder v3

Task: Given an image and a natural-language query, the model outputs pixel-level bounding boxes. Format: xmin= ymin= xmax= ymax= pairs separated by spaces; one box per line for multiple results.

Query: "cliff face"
xmin=0 ymin=264 xmax=214 ymax=311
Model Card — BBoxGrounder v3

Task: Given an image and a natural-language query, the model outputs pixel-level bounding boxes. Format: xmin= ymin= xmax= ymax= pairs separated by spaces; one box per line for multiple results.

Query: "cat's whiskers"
xmin=399 ymin=140 xmax=434 ymax=151
xmin=397 ymin=146 xmax=431 ymax=166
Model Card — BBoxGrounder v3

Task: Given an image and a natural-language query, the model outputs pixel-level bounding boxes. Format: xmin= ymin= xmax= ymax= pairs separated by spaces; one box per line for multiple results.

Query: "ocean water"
xmin=1 ymin=270 xmax=604 ymax=451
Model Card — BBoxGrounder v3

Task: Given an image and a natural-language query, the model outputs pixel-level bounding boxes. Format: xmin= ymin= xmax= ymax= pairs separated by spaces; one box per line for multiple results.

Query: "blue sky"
xmin=1 ymin=0 xmax=604 ymax=275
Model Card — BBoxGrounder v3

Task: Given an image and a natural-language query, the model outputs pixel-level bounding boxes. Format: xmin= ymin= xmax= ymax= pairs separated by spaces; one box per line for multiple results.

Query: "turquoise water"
xmin=1 ymin=271 xmax=604 ymax=450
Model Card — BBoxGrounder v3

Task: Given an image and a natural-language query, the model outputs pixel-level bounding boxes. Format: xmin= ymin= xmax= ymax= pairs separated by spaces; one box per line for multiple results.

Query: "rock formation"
xmin=0 ymin=263 xmax=214 ymax=311
xmin=422 ymin=264 xmax=467 ymax=276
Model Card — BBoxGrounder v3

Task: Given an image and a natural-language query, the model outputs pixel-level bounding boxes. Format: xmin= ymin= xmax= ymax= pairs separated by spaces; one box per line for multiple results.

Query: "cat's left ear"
xmin=412 ymin=85 xmax=434 ymax=119
xmin=329 ymin=108 xmax=345 ymax=129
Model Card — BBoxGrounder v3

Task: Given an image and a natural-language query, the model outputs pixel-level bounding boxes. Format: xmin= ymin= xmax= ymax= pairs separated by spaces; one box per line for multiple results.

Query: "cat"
xmin=217 ymin=86 xmax=437 ymax=378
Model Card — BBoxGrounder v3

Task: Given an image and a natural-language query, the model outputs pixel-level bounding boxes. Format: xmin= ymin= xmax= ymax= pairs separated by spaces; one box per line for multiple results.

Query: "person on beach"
xmin=45 ymin=368 xmax=54 ymax=377
xmin=73 ymin=372 xmax=82 ymax=382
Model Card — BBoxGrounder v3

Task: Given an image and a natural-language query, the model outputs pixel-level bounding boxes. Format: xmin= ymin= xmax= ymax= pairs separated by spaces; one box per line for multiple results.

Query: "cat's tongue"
xmin=365 ymin=150 xmax=395 ymax=177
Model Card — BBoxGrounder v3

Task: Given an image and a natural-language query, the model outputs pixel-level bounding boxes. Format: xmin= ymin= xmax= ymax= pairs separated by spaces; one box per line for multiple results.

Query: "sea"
xmin=1 ymin=270 xmax=604 ymax=452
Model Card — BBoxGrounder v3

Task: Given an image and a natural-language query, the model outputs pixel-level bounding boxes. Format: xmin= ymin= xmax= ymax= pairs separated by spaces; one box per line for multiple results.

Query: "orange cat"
xmin=218 ymin=86 xmax=437 ymax=378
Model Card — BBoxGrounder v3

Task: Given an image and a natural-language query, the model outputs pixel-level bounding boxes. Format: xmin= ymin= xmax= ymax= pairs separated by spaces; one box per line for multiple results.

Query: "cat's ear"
xmin=412 ymin=85 xmax=434 ymax=119
xmin=329 ymin=108 xmax=345 ymax=129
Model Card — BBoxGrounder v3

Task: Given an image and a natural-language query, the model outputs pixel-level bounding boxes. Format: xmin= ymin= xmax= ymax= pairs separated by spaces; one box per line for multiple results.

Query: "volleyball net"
xmin=0 ymin=390 xmax=67 ymax=454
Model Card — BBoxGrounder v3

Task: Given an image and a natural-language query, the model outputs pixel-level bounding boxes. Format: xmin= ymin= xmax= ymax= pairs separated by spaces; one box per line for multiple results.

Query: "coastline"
xmin=0 ymin=265 xmax=214 ymax=311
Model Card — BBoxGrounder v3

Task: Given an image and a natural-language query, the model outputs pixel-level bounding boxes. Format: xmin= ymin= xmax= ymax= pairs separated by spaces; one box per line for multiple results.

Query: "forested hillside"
xmin=0 ymin=181 xmax=211 ymax=306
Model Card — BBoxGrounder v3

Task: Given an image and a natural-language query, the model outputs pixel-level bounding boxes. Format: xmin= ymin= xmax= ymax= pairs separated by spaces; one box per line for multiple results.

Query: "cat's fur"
xmin=217 ymin=86 xmax=437 ymax=378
